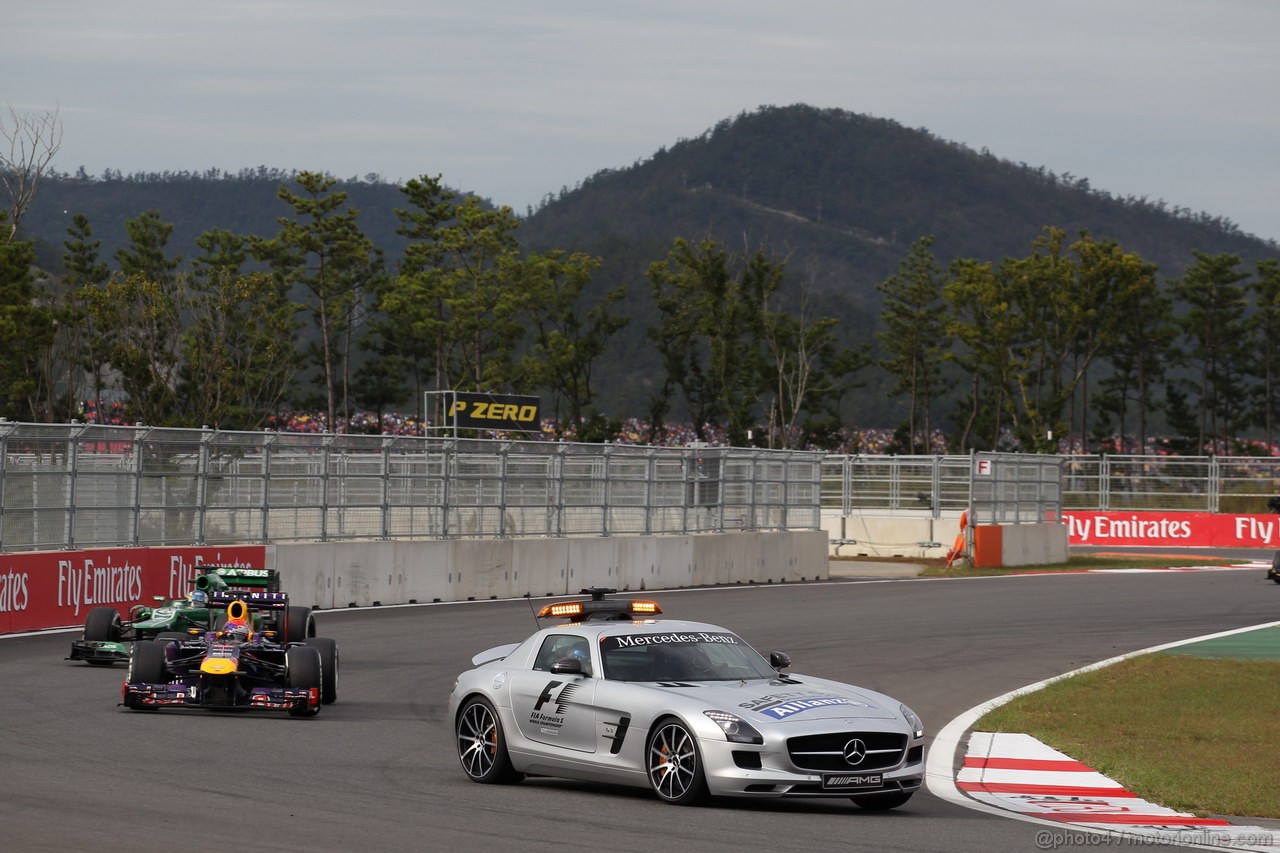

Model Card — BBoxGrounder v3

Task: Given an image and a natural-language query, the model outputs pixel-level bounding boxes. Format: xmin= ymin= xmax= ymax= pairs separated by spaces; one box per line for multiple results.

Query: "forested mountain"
xmin=520 ymin=104 xmax=1275 ymax=304
xmin=12 ymin=104 xmax=1280 ymax=438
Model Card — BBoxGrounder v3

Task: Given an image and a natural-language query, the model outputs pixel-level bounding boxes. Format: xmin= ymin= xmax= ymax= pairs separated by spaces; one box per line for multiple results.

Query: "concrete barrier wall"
xmin=821 ymin=510 xmax=1068 ymax=567
xmin=274 ymin=530 xmax=829 ymax=610
xmin=1000 ymin=522 xmax=1069 ymax=566
xmin=822 ymin=512 xmax=953 ymax=559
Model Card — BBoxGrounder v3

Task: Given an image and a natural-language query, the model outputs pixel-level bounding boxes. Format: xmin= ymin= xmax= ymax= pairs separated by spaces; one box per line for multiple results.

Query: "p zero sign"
xmin=447 ymin=392 xmax=541 ymax=432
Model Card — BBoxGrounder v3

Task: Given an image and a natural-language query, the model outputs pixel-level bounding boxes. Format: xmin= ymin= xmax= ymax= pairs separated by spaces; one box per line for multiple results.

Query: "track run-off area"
xmin=3 ymin=558 xmax=1277 ymax=853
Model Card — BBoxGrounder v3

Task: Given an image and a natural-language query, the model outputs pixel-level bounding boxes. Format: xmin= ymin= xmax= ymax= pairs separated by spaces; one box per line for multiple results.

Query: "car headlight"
xmin=900 ymin=704 xmax=924 ymax=739
xmin=704 ymin=710 xmax=764 ymax=744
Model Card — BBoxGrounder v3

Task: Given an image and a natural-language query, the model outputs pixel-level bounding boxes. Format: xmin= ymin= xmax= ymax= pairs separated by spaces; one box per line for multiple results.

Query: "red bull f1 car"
xmin=70 ymin=566 xmax=316 ymax=666
xmin=121 ymin=594 xmax=338 ymax=717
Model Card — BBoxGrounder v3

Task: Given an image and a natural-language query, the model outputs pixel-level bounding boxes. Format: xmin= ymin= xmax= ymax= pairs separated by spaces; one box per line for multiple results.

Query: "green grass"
xmin=916 ymin=554 xmax=1234 ymax=578
xmin=976 ymin=654 xmax=1280 ymax=817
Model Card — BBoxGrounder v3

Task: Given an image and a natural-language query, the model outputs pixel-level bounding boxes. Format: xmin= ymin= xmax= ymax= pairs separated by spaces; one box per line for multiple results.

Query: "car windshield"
xmin=599 ymin=631 xmax=777 ymax=682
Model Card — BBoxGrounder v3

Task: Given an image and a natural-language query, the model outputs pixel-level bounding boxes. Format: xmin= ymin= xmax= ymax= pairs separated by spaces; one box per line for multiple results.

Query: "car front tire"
xmin=285 ymin=646 xmax=323 ymax=717
xmin=84 ymin=606 xmax=122 ymax=642
xmin=646 ymin=718 xmax=709 ymax=805
xmin=456 ymin=697 xmax=521 ymax=784
xmin=124 ymin=641 xmax=168 ymax=710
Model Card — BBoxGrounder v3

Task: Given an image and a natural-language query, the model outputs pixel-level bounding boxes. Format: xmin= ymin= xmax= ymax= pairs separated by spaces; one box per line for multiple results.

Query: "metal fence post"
xmin=381 ymin=437 xmax=392 ymax=540
xmin=1209 ymin=456 xmax=1220 ymax=514
xmin=441 ymin=440 xmax=453 ymax=538
xmin=931 ymin=456 xmax=942 ymax=520
xmin=195 ymin=427 xmax=212 ymax=545
xmin=67 ymin=427 xmax=81 ymax=550
xmin=601 ymin=444 xmax=612 ymax=537
xmin=261 ymin=433 xmax=273 ymax=543
xmin=1104 ymin=454 xmax=1114 ymax=511
xmin=499 ymin=441 xmax=510 ymax=538
xmin=320 ymin=435 xmax=332 ymax=542
xmin=552 ymin=444 xmax=566 ymax=537
xmin=131 ymin=430 xmax=145 ymax=547
xmin=644 ymin=449 xmax=655 ymax=536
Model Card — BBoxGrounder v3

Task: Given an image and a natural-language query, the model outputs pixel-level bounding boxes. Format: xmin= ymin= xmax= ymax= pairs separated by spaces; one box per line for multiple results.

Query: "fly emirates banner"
xmin=0 ymin=545 xmax=267 ymax=634
xmin=1063 ymin=511 xmax=1280 ymax=548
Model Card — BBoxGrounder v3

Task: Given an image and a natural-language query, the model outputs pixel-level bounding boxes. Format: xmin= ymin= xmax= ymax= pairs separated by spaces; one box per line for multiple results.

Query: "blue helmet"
xmin=189 ymin=589 xmax=208 ymax=607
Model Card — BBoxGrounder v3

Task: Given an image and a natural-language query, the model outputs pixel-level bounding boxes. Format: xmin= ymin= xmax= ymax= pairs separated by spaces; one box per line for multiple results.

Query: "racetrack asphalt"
xmin=4 ymin=561 xmax=1276 ymax=852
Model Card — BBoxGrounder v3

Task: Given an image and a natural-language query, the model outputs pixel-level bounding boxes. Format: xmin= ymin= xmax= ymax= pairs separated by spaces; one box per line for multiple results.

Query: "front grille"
xmin=786 ymin=731 xmax=907 ymax=772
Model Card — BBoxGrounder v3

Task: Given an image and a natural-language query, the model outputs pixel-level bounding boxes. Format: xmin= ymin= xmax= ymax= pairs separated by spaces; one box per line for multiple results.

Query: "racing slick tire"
xmin=279 ymin=606 xmax=315 ymax=644
xmin=1270 ymin=551 xmax=1280 ymax=583
xmin=285 ymin=646 xmax=322 ymax=717
xmin=304 ymin=637 xmax=339 ymax=704
xmin=84 ymin=606 xmax=122 ymax=642
xmin=82 ymin=606 xmax=124 ymax=666
xmin=852 ymin=791 xmax=914 ymax=811
xmin=124 ymin=641 xmax=168 ymax=710
xmin=646 ymin=717 xmax=709 ymax=806
xmin=455 ymin=697 xmax=522 ymax=784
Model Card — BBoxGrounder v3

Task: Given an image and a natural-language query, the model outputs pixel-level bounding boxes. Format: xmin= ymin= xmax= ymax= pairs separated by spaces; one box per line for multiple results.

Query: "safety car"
xmin=447 ymin=589 xmax=924 ymax=808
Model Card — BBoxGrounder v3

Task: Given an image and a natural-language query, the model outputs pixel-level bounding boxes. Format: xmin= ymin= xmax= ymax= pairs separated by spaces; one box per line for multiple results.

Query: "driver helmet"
xmin=189 ymin=589 xmax=208 ymax=607
xmin=221 ymin=600 xmax=252 ymax=640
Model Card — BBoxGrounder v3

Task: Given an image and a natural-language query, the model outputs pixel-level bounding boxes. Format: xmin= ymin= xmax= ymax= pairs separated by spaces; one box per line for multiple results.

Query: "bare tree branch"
xmin=1 ymin=104 xmax=63 ymax=243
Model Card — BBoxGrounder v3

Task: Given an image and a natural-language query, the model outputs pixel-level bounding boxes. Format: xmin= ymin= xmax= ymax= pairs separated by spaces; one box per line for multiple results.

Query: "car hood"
xmin=649 ymin=676 xmax=900 ymax=723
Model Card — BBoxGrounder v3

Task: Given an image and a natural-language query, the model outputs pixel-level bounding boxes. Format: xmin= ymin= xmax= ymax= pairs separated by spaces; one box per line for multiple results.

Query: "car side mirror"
xmin=550 ymin=657 xmax=585 ymax=675
xmin=769 ymin=651 xmax=792 ymax=671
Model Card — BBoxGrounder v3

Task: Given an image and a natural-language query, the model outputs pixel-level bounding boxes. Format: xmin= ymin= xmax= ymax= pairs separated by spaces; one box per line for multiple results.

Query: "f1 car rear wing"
xmin=208 ymin=590 xmax=289 ymax=610
xmin=194 ymin=567 xmax=280 ymax=594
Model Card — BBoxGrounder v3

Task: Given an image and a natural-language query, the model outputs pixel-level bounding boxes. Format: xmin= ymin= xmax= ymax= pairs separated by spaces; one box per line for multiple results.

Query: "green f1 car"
xmin=68 ymin=567 xmax=315 ymax=666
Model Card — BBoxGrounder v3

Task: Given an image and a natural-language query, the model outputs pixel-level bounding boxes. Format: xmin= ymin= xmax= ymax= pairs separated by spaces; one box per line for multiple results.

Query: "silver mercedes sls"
xmin=446 ymin=590 xmax=925 ymax=809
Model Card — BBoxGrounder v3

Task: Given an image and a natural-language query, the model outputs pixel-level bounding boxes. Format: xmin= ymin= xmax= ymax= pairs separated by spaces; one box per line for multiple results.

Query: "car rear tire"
xmin=279 ymin=606 xmax=315 ymax=644
xmin=853 ymin=790 xmax=914 ymax=810
xmin=304 ymin=637 xmax=339 ymax=704
xmin=456 ymin=697 xmax=521 ymax=784
xmin=285 ymin=646 xmax=322 ymax=717
xmin=646 ymin=718 xmax=709 ymax=805
xmin=83 ymin=606 xmax=122 ymax=642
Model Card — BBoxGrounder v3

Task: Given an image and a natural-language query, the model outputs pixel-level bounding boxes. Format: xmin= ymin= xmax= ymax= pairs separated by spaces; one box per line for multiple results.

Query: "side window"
xmin=533 ymin=634 xmax=592 ymax=676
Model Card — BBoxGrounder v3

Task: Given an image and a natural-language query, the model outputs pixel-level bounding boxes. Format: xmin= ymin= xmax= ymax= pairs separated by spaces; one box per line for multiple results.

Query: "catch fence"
xmin=6 ymin=419 xmax=1275 ymax=556
xmin=820 ymin=453 xmax=1280 ymax=517
xmin=0 ymin=422 xmax=823 ymax=554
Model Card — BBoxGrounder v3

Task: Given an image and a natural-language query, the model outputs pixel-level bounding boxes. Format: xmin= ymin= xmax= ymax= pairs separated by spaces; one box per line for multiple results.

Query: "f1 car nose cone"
xmin=200 ymin=658 xmax=237 ymax=675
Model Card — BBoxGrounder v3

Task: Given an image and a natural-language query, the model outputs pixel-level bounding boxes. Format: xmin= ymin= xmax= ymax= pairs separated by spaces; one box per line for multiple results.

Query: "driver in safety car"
xmin=217 ymin=600 xmax=255 ymax=642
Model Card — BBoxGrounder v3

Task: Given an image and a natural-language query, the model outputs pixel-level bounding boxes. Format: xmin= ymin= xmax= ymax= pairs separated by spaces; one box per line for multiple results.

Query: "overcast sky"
xmin=6 ymin=1 xmax=1279 ymax=242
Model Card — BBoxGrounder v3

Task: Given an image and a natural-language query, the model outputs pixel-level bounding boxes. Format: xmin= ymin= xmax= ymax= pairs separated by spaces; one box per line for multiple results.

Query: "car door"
xmin=509 ymin=634 xmax=597 ymax=753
